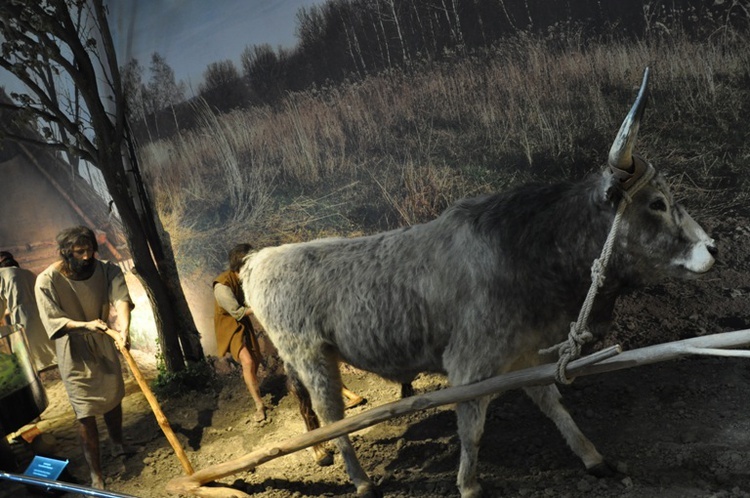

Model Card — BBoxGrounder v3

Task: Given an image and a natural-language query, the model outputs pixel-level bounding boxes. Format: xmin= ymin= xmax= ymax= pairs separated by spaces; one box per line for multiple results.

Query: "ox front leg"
xmin=314 ymin=400 xmax=380 ymax=497
xmin=523 ymin=384 xmax=616 ymax=476
xmin=334 ymin=434 xmax=380 ymax=498
xmin=455 ymin=396 xmax=491 ymax=498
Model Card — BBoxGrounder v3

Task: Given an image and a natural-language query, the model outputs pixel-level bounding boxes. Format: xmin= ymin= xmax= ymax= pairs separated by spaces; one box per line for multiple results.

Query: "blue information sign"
xmin=23 ymin=455 xmax=69 ymax=481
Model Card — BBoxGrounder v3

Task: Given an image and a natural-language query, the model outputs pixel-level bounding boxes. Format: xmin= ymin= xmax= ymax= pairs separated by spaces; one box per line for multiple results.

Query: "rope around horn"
xmin=539 ymin=164 xmax=656 ymax=384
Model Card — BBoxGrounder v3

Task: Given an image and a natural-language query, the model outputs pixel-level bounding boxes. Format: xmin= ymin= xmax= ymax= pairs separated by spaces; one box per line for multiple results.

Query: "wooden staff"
xmin=166 ymin=329 xmax=750 ymax=497
xmin=104 ymin=328 xmax=194 ymax=475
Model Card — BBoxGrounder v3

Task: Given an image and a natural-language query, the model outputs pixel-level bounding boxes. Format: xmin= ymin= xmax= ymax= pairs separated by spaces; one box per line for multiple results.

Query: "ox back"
xmin=246 ymin=177 xmax=618 ymax=384
xmin=240 ymin=68 xmax=716 ymax=498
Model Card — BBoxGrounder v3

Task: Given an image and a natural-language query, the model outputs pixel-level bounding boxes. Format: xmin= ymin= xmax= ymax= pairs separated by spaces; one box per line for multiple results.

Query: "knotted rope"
xmin=539 ymin=163 xmax=656 ymax=384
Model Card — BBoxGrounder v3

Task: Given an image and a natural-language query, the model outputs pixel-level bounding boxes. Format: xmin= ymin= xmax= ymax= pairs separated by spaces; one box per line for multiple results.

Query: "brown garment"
xmin=213 ymin=270 xmax=261 ymax=363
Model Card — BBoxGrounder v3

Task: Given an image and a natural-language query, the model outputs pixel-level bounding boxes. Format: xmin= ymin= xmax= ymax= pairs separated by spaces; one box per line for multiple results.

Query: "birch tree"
xmin=0 ymin=0 xmax=203 ymax=372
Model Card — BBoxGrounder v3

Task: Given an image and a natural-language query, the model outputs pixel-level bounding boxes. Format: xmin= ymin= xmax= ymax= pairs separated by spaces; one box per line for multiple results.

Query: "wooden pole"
xmin=104 ymin=329 xmax=194 ymax=476
xmin=166 ymin=329 xmax=750 ymax=497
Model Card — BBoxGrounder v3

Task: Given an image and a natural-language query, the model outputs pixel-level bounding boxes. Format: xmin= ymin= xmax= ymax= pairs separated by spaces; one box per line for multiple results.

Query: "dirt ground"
xmin=3 ymin=211 xmax=750 ymax=498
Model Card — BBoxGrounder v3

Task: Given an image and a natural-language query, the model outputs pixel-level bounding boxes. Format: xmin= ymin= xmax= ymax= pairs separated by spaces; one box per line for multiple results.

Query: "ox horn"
xmin=608 ymin=67 xmax=650 ymax=174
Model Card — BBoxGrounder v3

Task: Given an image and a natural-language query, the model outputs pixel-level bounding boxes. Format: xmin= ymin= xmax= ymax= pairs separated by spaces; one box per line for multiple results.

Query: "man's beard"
xmin=62 ymin=255 xmax=96 ymax=279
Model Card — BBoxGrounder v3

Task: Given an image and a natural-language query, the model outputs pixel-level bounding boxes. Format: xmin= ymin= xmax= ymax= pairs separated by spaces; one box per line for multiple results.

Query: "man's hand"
xmin=102 ymin=327 xmax=129 ymax=351
xmin=120 ymin=331 xmax=131 ymax=351
xmin=85 ymin=319 xmax=108 ymax=332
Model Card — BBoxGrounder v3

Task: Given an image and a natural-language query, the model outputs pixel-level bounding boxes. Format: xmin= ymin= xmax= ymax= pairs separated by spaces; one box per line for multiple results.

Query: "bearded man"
xmin=34 ymin=226 xmax=134 ymax=489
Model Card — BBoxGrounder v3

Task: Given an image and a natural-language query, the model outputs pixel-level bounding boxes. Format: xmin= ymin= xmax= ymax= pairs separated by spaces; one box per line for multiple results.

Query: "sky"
xmin=0 ymin=0 xmax=324 ymax=98
xmin=109 ymin=0 xmax=325 ymax=95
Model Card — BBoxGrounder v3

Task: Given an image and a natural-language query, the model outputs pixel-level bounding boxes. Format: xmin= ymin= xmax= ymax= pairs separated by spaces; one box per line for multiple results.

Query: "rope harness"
xmin=539 ymin=162 xmax=656 ymax=384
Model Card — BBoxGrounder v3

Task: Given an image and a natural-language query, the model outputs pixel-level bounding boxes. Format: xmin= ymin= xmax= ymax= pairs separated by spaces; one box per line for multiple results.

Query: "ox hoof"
xmin=312 ymin=445 xmax=334 ymax=467
xmin=356 ymin=484 xmax=382 ymax=498
xmin=587 ymin=460 xmax=619 ymax=478
xmin=458 ymin=483 xmax=484 ymax=498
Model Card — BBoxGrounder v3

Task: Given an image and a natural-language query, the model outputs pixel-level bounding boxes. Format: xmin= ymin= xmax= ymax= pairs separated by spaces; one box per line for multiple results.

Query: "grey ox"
xmin=240 ymin=69 xmax=716 ymax=498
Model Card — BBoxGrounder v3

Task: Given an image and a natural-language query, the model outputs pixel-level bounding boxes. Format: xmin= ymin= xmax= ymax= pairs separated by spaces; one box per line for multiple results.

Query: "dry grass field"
xmin=139 ymin=30 xmax=749 ymax=280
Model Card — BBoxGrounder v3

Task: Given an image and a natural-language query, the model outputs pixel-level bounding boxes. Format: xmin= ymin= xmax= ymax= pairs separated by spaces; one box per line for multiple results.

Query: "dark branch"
xmin=0 ymin=127 xmax=95 ymax=164
xmin=0 ymin=62 xmax=98 ymax=159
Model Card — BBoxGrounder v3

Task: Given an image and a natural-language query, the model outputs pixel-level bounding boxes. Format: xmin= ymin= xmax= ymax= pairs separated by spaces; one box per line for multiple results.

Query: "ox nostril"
xmin=708 ymin=243 xmax=718 ymax=257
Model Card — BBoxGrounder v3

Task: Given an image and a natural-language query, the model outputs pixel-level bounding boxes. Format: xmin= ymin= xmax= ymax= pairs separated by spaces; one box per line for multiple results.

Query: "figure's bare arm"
xmin=114 ymin=299 xmax=132 ymax=349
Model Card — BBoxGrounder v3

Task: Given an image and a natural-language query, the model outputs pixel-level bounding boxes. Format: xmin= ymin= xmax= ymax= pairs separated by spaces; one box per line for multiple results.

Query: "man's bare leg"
xmin=103 ymin=404 xmax=135 ymax=456
xmin=78 ymin=416 xmax=104 ymax=489
xmin=239 ymin=346 xmax=266 ymax=421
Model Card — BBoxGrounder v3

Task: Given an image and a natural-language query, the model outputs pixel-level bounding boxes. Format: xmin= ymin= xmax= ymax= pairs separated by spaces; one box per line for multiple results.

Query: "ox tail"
xmin=286 ymin=365 xmax=321 ymax=432
xmin=286 ymin=364 xmax=335 ymax=467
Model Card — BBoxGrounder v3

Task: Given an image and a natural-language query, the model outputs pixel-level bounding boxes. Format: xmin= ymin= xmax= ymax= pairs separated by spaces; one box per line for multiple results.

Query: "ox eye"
xmin=650 ymin=199 xmax=668 ymax=212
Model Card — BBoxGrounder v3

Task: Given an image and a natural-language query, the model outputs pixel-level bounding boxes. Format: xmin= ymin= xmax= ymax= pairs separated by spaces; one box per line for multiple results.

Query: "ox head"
xmin=602 ymin=68 xmax=716 ymax=283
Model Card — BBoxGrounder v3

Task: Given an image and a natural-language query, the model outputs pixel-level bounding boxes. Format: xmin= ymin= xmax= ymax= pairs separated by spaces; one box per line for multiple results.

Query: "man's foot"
xmin=253 ymin=407 xmax=267 ymax=422
xmin=90 ymin=475 xmax=105 ymax=490
xmin=110 ymin=443 xmax=140 ymax=458
xmin=344 ymin=394 xmax=366 ymax=409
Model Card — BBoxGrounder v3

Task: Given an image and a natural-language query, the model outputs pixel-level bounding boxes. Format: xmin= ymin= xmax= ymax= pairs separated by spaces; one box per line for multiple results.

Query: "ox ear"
xmin=598 ymin=168 xmax=622 ymax=205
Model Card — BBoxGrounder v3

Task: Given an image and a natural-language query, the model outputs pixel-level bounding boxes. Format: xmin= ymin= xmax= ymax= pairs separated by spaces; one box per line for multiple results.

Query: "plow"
xmin=162 ymin=328 xmax=750 ymax=498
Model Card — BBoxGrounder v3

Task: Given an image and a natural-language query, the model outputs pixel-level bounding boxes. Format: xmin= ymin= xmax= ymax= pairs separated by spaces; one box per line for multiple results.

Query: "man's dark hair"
xmin=57 ymin=226 xmax=98 ymax=258
xmin=0 ymin=251 xmax=19 ymax=268
xmin=228 ymin=243 xmax=253 ymax=273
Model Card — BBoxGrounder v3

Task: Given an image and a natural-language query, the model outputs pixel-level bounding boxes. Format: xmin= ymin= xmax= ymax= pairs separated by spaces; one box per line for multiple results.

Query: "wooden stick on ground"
xmin=104 ymin=329 xmax=194 ymax=476
xmin=166 ymin=329 xmax=750 ymax=498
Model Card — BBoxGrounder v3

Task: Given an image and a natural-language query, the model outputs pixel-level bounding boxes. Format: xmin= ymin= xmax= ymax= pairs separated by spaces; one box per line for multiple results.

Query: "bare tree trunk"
xmin=340 ymin=12 xmax=366 ymax=75
xmin=375 ymin=1 xmax=393 ymax=69
xmin=498 ymin=0 xmax=519 ymax=31
xmin=151 ymin=216 xmax=205 ymax=362
xmin=428 ymin=8 xmax=440 ymax=55
xmin=351 ymin=27 xmax=367 ymax=74
xmin=473 ymin=0 xmax=487 ymax=46
xmin=450 ymin=0 xmax=465 ymax=48
xmin=101 ymin=153 xmax=185 ymax=371
xmin=440 ymin=0 xmax=463 ymax=48
xmin=523 ymin=0 xmax=534 ymax=28
xmin=124 ymin=123 xmax=204 ymax=363
xmin=409 ymin=0 xmax=431 ymax=60
xmin=387 ymin=0 xmax=409 ymax=63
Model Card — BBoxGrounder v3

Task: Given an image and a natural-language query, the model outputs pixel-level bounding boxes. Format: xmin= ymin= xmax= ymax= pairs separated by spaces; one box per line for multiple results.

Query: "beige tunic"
xmin=0 ymin=267 xmax=57 ymax=371
xmin=35 ymin=260 xmax=132 ymax=419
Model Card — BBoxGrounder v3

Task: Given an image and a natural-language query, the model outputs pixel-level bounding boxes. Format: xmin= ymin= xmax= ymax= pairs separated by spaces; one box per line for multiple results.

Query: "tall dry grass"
xmin=139 ymin=29 xmax=750 ymax=272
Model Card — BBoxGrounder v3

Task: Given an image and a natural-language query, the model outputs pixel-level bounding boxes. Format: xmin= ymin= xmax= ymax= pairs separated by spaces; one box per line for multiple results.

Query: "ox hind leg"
xmin=454 ymin=396 xmax=491 ymax=498
xmin=288 ymin=354 xmax=379 ymax=498
xmin=286 ymin=366 xmax=333 ymax=466
xmin=523 ymin=384 xmax=615 ymax=476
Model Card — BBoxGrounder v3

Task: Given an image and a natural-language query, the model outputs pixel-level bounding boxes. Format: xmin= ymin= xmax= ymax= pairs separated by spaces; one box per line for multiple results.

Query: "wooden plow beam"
xmin=166 ymin=329 xmax=750 ymax=498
